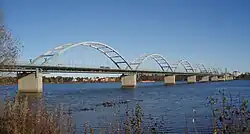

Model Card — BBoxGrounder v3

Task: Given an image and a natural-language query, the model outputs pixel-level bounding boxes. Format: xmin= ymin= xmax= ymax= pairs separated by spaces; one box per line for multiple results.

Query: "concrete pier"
xmin=226 ymin=76 xmax=234 ymax=80
xmin=187 ymin=75 xmax=196 ymax=84
xmin=199 ymin=76 xmax=209 ymax=82
xmin=121 ymin=74 xmax=136 ymax=88
xmin=211 ymin=76 xmax=218 ymax=82
xmin=218 ymin=77 xmax=226 ymax=81
xmin=164 ymin=75 xmax=176 ymax=85
xmin=17 ymin=70 xmax=43 ymax=93
xmin=225 ymin=74 xmax=233 ymax=81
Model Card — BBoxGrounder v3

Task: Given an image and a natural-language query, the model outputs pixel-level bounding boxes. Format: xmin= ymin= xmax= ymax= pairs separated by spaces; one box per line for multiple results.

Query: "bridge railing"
xmin=16 ymin=61 xmax=31 ymax=65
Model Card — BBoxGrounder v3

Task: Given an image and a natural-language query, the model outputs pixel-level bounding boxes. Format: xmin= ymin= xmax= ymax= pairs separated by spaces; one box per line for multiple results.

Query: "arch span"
xmin=196 ymin=64 xmax=208 ymax=73
xmin=172 ymin=60 xmax=195 ymax=73
xmin=128 ymin=54 xmax=173 ymax=72
xmin=211 ymin=67 xmax=222 ymax=75
xmin=217 ymin=68 xmax=224 ymax=74
xmin=30 ymin=41 xmax=132 ymax=70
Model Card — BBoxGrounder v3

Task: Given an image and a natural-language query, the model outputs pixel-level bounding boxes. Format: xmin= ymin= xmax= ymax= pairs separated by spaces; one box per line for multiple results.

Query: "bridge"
xmin=0 ymin=41 xmax=234 ymax=92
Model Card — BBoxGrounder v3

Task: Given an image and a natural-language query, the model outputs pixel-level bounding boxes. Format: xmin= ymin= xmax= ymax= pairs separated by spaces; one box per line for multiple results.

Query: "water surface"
xmin=1 ymin=80 xmax=249 ymax=133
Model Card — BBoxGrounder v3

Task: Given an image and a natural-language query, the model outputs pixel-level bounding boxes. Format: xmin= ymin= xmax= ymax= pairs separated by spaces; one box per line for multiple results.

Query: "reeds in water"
xmin=0 ymin=93 xmax=75 ymax=134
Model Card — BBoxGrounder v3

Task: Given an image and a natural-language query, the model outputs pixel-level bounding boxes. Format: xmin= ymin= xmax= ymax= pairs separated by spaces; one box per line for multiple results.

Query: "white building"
xmin=232 ymin=71 xmax=241 ymax=77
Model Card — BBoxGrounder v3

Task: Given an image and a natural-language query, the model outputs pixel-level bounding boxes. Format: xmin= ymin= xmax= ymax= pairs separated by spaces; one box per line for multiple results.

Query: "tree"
xmin=0 ymin=9 xmax=20 ymax=86
xmin=0 ymin=9 xmax=20 ymax=66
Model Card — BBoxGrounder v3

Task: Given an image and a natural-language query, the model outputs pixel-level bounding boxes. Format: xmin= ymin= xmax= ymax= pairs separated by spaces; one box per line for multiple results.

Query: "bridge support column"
xmin=187 ymin=75 xmax=196 ymax=84
xmin=218 ymin=76 xmax=225 ymax=81
xmin=227 ymin=76 xmax=234 ymax=80
xmin=17 ymin=69 xmax=43 ymax=93
xmin=224 ymin=74 xmax=229 ymax=81
xmin=199 ymin=76 xmax=209 ymax=83
xmin=225 ymin=74 xmax=233 ymax=81
xmin=121 ymin=74 xmax=136 ymax=88
xmin=211 ymin=76 xmax=218 ymax=82
xmin=164 ymin=75 xmax=176 ymax=85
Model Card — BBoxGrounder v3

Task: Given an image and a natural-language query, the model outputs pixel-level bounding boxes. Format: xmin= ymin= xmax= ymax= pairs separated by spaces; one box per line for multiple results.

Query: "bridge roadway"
xmin=0 ymin=64 xmax=220 ymax=76
xmin=0 ymin=64 xmax=231 ymax=93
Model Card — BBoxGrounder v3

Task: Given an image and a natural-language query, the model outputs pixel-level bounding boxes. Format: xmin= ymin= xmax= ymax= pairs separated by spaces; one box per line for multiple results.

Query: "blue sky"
xmin=2 ymin=0 xmax=250 ymax=73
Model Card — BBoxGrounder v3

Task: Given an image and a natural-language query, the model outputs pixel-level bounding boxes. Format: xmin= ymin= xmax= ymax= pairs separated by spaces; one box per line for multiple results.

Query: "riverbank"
xmin=0 ymin=77 xmax=17 ymax=85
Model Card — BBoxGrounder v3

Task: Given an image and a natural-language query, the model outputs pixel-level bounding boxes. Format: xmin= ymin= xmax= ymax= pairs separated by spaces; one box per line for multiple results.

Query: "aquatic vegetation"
xmin=80 ymin=108 xmax=94 ymax=111
xmin=95 ymin=100 xmax=131 ymax=108
xmin=208 ymin=89 xmax=250 ymax=133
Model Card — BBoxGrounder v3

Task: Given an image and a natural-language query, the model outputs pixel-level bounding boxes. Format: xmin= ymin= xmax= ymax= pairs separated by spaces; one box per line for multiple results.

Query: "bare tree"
xmin=0 ymin=8 xmax=20 ymax=84
xmin=0 ymin=9 xmax=20 ymax=66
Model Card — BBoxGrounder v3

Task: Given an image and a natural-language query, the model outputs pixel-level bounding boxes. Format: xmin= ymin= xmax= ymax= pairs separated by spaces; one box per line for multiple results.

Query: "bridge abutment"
xmin=121 ymin=74 xmax=137 ymax=88
xmin=199 ymin=76 xmax=210 ymax=82
xmin=17 ymin=70 xmax=43 ymax=93
xmin=164 ymin=75 xmax=176 ymax=85
xmin=187 ymin=75 xmax=196 ymax=84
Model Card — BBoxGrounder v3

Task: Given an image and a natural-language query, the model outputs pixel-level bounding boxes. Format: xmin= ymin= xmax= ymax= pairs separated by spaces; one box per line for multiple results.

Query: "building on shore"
xmin=232 ymin=71 xmax=242 ymax=77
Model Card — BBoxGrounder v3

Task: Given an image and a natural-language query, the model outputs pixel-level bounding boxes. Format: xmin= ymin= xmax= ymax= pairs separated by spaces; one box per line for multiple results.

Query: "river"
xmin=0 ymin=80 xmax=249 ymax=133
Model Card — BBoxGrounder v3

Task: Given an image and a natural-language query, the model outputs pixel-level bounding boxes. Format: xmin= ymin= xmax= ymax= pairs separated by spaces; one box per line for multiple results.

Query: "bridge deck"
xmin=0 ymin=65 xmax=222 ymax=76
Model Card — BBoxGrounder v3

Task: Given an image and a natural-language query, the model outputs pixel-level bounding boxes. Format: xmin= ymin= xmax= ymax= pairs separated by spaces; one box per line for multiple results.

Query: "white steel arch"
xmin=30 ymin=41 xmax=132 ymax=70
xmin=217 ymin=68 xmax=224 ymax=74
xmin=172 ymin=60 xmax=195 ymax=73
xmin=211 ymin=67 xmax=220 ymax=74
xmin=196 ymin=64 xmax=208 ymax=73
xmin=128 ymin=54 xmax=173 ymax=72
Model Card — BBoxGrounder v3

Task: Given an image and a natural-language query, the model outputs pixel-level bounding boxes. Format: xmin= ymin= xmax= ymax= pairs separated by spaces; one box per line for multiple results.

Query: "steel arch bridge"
xmin=30 ymin=41 xmax=132 ymax=70
xmin=172 ymin=60 xmax=195 ymax=73
xmin=28 ymin=41 xmax=225 ymax=75
xmin=127 ymin=54 xmax=174 ymax=72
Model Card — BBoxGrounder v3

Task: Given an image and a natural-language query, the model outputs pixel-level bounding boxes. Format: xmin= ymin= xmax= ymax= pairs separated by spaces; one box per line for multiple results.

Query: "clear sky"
xmin=2 ymin=0 xmax=250 ymax=73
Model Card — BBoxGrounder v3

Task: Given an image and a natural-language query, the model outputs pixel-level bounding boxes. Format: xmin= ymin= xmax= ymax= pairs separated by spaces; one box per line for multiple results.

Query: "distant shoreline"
xmin=1 ymin=73 xmax=250 ymax=86
xmin=0 ymin=81 xmax=126 ymax=86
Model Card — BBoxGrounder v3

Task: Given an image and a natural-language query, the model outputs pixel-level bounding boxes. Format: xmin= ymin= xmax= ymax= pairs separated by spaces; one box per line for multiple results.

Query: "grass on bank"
xmin=0 ymin=94 xmax=75 ymax=134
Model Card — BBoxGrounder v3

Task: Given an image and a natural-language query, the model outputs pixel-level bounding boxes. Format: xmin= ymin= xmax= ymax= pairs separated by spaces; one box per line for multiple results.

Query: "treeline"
xmin=5 ymin=73 xmax=248 ymax=85
xmin=236 ymin=73 xmax=250 ymax=80
xmin=138 ymin=75 xmax=187 ymax=81
xmin=43 ymin=76 xmax=74 ymax=83
xmin=0 ymin=75 xmax=192 ymax=85
xmin=42 ymin=76 xmax=121 ymax=83
xmin=0 ymin=77 xmax=17 ymax=85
